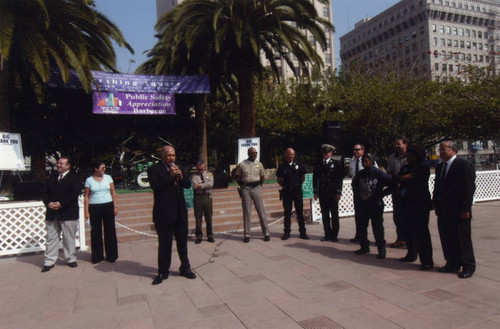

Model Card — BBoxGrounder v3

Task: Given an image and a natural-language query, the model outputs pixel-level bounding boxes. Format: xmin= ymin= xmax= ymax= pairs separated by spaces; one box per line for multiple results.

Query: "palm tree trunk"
xmin=195 ymin=95 xmax=208 ymax=164
xmin=0 ymin=68 xmax=10 ymax=132
xmin=238 ymin=65 xmax=256 ymax=138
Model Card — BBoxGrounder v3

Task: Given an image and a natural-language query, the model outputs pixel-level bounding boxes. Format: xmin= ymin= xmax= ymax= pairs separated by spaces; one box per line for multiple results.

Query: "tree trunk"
xmin=238 ymin=65 xmax=256 ymax=138
xmin=0 ymin=67 xmax=10 ymax=132
xmin=195 ymin=95 xmax=208 ymax=164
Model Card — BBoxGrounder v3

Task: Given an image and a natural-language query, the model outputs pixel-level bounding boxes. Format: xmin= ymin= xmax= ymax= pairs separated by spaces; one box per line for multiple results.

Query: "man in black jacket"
xmin=148 ymin=146 xmax=196 ymax=285
xmin=433 ymin=140 xmax=476 ymax=278
xmin=41 ymin=156 xmax=82 ymax=272
xmin=313 ymin=144 xmax=344 ymax=242
xmin=352 ymin=154 xmax=392 ymax=259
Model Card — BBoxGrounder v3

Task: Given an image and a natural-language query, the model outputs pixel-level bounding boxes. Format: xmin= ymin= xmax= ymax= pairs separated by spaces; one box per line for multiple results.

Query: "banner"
xmin=92 ymin=91 xmax=175 ymax=115
xmin=49 ymin=68 xmax=210 ymax=94
xmin=91 ymin=71 xmax=210 ymax=94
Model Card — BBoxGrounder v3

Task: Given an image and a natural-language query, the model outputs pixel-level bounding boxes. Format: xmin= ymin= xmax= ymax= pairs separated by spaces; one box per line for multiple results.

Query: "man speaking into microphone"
xmin=147 ymin=145 xmax=196 ymax=285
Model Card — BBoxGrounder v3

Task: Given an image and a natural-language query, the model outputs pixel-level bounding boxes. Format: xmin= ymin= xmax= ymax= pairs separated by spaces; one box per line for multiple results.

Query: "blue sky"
xmin=93 ymin=0 xmax=400 ymax=72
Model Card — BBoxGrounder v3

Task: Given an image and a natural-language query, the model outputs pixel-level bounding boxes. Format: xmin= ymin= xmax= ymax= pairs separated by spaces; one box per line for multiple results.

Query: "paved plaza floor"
xmin=1 ymin=201 xmax=500 ymax=329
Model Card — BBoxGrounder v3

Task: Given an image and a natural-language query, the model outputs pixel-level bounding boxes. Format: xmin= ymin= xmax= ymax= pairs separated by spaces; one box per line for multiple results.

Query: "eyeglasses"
xmin=353 ymin=148 xmax=362 ymax=151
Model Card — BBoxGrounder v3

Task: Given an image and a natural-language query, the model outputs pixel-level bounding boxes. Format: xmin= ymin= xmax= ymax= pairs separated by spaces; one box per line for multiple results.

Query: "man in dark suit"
xmin=433 ymin=140 xmax=476 ymax=279
xmin=147 ymin=145 xmax=196 ymax=285
xmin=41 ymin=156 xmax=82 ymax=272
xmin=313 ymin=144 xmax=344 ymax=242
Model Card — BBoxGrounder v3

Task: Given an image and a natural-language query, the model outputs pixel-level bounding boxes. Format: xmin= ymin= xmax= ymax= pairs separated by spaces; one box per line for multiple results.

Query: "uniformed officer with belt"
xmin=234 ymin=147 xmax=270 ymax=243
xmin=313 ymin=144 xmax=344 ymax=242
xmin=276 ymin=148 xmax=309 ymax=240
xmin=191 ymin=160 xmax=214 ymax=244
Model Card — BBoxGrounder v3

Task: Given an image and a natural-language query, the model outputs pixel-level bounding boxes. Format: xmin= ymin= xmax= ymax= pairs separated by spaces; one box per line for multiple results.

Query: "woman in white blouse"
xmin=84 ymin=162 xmax=118 ymax=264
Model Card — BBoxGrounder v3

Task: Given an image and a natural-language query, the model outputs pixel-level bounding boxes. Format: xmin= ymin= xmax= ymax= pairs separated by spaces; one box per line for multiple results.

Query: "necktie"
xmin=58 ymin=174 xmax=63 ymax=183
xmin=201 ymin=173 xmax=205 ymax=183
xmin=441 ymin=161 xmax=448 ymax=180
xmin=355 ymin=158 xmax=360 ymax=174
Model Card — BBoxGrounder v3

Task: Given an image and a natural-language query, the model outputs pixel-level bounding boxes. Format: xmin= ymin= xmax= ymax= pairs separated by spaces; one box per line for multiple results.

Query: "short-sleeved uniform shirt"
xmin=236 ymin=160 xmax=265 ymax=184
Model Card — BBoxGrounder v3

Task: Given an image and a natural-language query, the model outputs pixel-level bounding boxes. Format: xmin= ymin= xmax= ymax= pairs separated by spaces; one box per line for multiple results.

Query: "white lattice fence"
xmin=311 ymin=171 xmax=500 ymax=222
xmin=0 ymin=196 xmax=87 ymax=256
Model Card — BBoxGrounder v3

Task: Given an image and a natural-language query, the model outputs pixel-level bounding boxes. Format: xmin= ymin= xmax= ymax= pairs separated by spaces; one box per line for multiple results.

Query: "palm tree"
xmin=139 ymin=0 xmax=333 ymax=138
xmin=0 ymin=0 xmax=133 ymax=132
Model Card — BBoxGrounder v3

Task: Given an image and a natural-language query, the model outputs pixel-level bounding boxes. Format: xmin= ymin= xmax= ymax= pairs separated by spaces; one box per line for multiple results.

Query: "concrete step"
xmin=84 ymin=184 xmax=308 ymax=243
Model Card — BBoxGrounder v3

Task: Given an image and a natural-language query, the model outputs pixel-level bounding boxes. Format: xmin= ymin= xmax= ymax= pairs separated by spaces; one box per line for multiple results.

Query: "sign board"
xmin=183 ymin=186 xmax=194 ymax=209
xmin=92 ymin=92 xmax=175 ymax=115
xmin=0 ymin=132 xmax=26 ymax=170
xmin=302 ymin=173 xmax=314 ymax=199
xmin=237 ymin=137 xmax=260 ymax=164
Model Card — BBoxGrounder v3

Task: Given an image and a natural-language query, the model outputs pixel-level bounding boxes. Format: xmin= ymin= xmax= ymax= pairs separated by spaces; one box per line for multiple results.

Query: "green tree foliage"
xmin=0 ymin=0 xmax=133 ymax=132
xmin=139 ymin=0 xmax=333 ymax=138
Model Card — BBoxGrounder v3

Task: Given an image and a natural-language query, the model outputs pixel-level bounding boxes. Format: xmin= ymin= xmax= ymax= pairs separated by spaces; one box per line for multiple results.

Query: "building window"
xmin=441 ymin=38 xmax=446 ymax=46
xmin=478 ymin=31 xmax=482 ymax=38
xmin=325 ymin=54 xmax=332 ymax=64
xmin=460 ymin=40 xmax=465 ymax=48
xmin=447 ymin=39 xmax=452 ymax=47
xmin=323 ymin=7 xmax=329 ymax=18
xmin=459 ymin=28 xmax=464 ymax=36
xmin=452 ymin=27 xmax=457 ymax=35
xmin=445 ymin=26 xmax=451 ymax=34
xmin=472 ymin=30 xmax=476 ymax=38
xmin=465 ymin=29 xmax=470 ymax=37
xmin=454 ymin=40 xmax=458 ymax=47
xmin=473 ymin=42 xmax=477 ymax=50
xmin=466 ymin=41 xmax=470 ymax=49
xmin=433 ymin=37 xmax=438 ymax=45
xmin=432 ymin=24 xmax=437 ymax=32
xmin=435 ymin=63 xmax=439 ymax=71
xmin=439 ymin=25 xmax=444 ymax=33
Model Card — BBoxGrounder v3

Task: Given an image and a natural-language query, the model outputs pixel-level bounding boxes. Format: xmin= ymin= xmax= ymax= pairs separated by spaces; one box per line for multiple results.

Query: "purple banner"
xmin=92 ymin=91 xmax=175 ymax=115
xmin=49 ymin=69 xmax=210 ymax=94
xmin=92 ymin=71 xmax=210 ymax=93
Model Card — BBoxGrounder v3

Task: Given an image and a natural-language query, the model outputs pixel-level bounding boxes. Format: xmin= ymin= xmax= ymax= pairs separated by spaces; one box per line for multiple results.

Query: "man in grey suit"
xmin=433 ymin=140 xmax=476 ymax=279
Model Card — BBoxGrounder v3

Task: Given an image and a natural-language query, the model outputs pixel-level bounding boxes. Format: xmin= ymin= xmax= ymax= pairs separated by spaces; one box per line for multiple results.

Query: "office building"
xmin=340 ymin=0 xmax=500 ymax=80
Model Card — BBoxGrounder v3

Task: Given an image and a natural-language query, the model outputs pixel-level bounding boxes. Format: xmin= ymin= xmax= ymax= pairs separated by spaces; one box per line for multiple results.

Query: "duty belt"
xmin=244 ymin=181 xmax=261 ymax=187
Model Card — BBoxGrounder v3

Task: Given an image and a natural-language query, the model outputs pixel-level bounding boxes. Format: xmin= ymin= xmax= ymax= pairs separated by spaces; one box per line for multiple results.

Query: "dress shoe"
xmin=399 ymin=256 xmax=417 ymax=262
xmin=389 ymin=240 xmax=406 ymax=248
xmin=458 ymin=271 xmax=473 ymax=279
xmin=41 ymin=265 xmax=54 ymax=273
xmin=350 ymin=238 xmax=359 ymax=243
xmin=195 ymin=239 xmax=202 ymax=244
xmin=66 ymin=262 xmax=78 ymax=268
xmin=281 ymin=233 xmax=290 ymax=240
xmin=438 ymin=265 xmax=459 ymax=273
xmin=320 ymin=237 xmax=330 ymax=242
xmin=264 ymin=236 xmax=270 ymax=242
xmin=243 ymin=237 xmax=250 ymax=243
xmin=152 ymin=273 xmax=168 ymax=285
xmin=377 ymin=251 xmax=386 ymax=259
xmin=179 ymin=269 xmax=197 ymax=279
xmin=421 ymin=264 xmax=434 ymax=271
xmin=299 ymin=233 xmax=309 ymax=240
xmin=354 ymin=247 xmax=370 ymax=254
xmin=331 ymin=237 xmax=338 ymax=242
xmin=207 ymin=237 xmax=215 ymax=243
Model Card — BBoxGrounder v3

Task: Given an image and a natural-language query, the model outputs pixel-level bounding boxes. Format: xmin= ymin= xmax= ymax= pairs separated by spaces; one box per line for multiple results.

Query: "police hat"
xmin=321 ymin=144 xmax=335 ymax=152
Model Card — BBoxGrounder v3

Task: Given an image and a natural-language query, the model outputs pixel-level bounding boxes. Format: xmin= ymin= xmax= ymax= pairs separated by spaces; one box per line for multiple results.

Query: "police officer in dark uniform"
xmin=313 ymin=144 xmax=344 ymax=242
xmin=277 ymin=148 xmax=309 ymax=240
